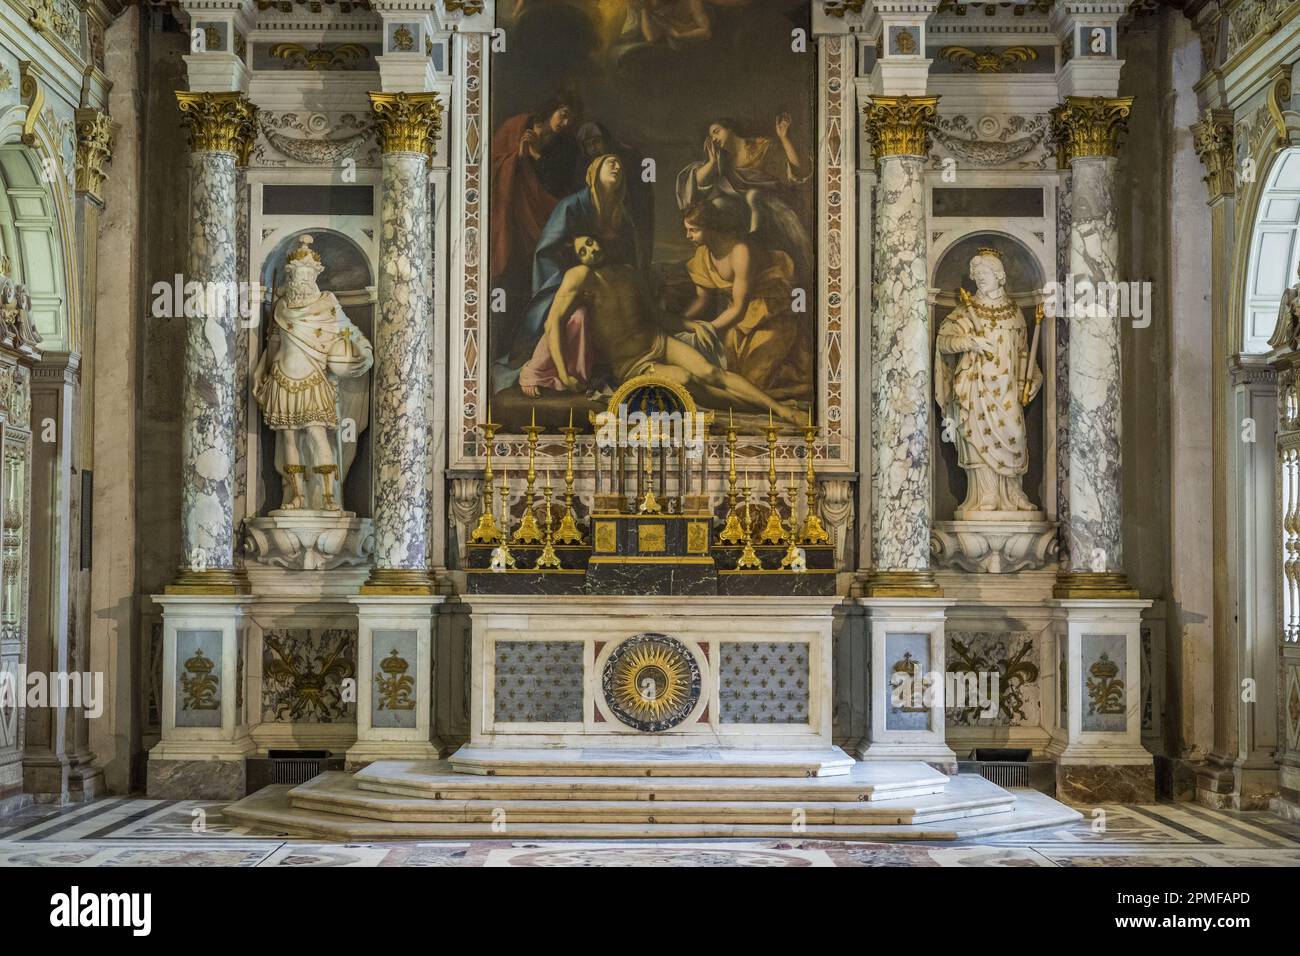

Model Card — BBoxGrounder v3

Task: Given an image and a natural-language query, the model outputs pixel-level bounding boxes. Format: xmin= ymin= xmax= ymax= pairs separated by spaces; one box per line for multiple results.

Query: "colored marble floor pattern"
xmin=0 ymin=794 xmax=1297 ymax=866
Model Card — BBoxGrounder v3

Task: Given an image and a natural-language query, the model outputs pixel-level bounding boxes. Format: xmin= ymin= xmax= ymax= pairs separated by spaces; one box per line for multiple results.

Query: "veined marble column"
xmin=361 ymin=91 xmax=443 ymax=595
xmin=1050 ymin=97 xmax=1137 ymax=598
xmin=168 ymin=91 xmax=256 ymax=594
xmin=862 ymin=95 xmax=942 ymax=597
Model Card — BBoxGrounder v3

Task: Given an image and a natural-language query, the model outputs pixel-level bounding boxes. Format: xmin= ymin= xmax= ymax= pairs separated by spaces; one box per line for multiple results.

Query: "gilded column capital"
xmin=74 ymin=107 xmax=116 ymax=203
xmin=368 ymin=91 xmax=444 ymax=159
xmin=863 ymin=95 xmax=939 ymax=159
xmin=1050 ymin=96 xmax=1133 ymax=164
xmin=1190 ymin=107 xmax=1236 ymax=202
xmin=175 ymin=91 xmax=258 ymax=165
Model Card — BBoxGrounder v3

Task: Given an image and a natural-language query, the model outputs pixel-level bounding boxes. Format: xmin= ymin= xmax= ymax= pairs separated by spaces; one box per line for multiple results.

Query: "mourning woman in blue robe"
xmin=493 ymin=153 xmax=644 ymax=392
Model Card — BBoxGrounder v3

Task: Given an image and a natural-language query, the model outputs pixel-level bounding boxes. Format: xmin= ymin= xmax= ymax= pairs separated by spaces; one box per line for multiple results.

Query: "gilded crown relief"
xmin=375 ymin=649 xmax=416 ymax=711
xmin=180 ymin=648 xmax=220 ymax=711
xmin=262 ymin=628 xmax=357 ymax=723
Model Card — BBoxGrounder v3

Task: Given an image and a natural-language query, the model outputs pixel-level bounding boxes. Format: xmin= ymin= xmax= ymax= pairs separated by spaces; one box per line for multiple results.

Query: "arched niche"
xmin=0 ymin=145 xmax=69 ymax=351
xmin=254 ymin=228 xmax=375 ymax=516
xmin=930 ymin=231 xmax=1050 ymax=522
xmin=1244 ymin=147 xmax=1300 ymax=354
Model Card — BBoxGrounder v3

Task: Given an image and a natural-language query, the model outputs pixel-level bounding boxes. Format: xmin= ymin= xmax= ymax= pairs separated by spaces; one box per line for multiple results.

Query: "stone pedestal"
xmin=148 ymin=595 xmax=255 ymax=799
xmin=244 ymin=512 xmax=373 ymax=571
xmin=1048 ymin=598 xmax=1155 ymax=803
xmin=346 ymin=595 xmax=446 ymax=768
xmin=931 ymin=515 xmax=1058 ymax=573
xmin=858 ymin=598 xmax=957 ymax=773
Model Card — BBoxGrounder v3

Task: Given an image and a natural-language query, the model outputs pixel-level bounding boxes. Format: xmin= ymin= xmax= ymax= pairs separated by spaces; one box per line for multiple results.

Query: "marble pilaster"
xmin=168 ymin=91 xmax=257 ymax=594
xmin=1050 ymin=97 xmax=1137 ymax=599
xmin=861 ymin=95 xmax=941 ymax=598
xmin=361 ymin=91 xmax=443 ymax=595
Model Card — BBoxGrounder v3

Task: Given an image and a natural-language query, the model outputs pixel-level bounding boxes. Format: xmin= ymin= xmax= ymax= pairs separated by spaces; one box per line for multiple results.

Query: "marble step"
xmin=447 ymin=746 xmax=857 ymax=778
xmin=355 ymin=758 xmax=945 ymax=802
xmin=223 ymin=779 xmax=1082 ymax=841
xmin=291 ymin=772 xmax=1012 ymax=825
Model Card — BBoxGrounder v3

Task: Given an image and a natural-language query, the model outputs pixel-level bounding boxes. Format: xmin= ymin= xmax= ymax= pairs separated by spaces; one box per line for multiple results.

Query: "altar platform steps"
xmin=222 ymin=760 xmax=1083 ymax=841
xmin=446 ymin=746 xmax=859 ymax=779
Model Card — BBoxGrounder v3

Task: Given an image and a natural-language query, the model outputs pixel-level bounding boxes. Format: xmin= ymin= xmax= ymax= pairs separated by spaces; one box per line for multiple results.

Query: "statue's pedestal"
xmin=931 ymin=511 xmax=1058 ymax=573
xmin=245 ymin=511 xmax=373 ymax=571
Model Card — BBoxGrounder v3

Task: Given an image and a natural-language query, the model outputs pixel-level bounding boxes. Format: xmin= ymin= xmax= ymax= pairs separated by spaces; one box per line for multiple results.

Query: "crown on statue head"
xmin=975 ymin=246 xmax=1004 ymax=261
xmin=287 ymin=234 xmax=322 ymax=264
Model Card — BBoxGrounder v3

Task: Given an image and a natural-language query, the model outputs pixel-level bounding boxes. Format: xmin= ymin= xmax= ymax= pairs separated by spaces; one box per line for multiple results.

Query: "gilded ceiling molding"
xmin=268 ymin=42 xmax=370 ymax=70
xmin=1190 ymin=107 xmax=1235 ymax=202
xmin=74 ymin=108 xmax=116 ymax=203
xmin=175 ymin=91 xmax=259 ymax=165
xmin=863 ymin=95 xmax=940 ymax=159
xmin=368 ymin=91 xmax=443 ymax=158
xmin=1049 ymin=96 xmax=1134 ymax=164
xmin=443 ymin=0 xmax=486 ymax=14
xmin=939 ymin=46 xmax=1038 ymax=73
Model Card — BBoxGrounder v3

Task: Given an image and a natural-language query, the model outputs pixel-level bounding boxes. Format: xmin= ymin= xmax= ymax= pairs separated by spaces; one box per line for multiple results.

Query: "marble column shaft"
xmin=871 ymin=153 xmax=932 ymax=572
xmin=180 ymin=149 xmax=241 ymax=575
xmin=171 ymin=91 xmax=256 ymax=591
xmin=372 ymin=150 xmax=433 ymax=573
xmin=1063 ymin=155 xmax=1124 ymax=573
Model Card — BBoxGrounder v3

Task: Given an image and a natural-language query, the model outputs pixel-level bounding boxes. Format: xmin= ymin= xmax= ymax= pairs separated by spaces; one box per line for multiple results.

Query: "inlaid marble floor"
xmin=0 ymin=794 xmax=1297 ymax=866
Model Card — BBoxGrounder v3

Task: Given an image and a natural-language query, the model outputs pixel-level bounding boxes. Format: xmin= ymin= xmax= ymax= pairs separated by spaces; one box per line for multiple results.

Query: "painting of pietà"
xmin=488 ymin=0 xmax=816 ymax=431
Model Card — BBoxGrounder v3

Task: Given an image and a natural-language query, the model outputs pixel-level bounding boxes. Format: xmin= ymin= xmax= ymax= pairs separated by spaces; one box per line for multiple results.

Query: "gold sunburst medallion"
xmin=602 ymin=635 xmax=701 ymax=731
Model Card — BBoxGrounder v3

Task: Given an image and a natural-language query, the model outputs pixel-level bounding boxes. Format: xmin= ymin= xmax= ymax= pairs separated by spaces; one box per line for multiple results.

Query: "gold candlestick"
xmin=489 ymin=473 xmax=516 ymax=571
xmin=513 ymin=407 xmax=543 ymax=544
xmin=470 ymin=410 xmax=502 ymax=543
xmin=736 ymin=481 xmax=762 ymax=569
xmin=758 ymin=410 xmax=787 ymax=544
xmin=799 ymin=408 xmax=830 ymax=544
xmin=718 ymin=408 xmax=745 ymax=544
xmin=535 ymin=479 xmax=561 ymax=569
xmin=638 ymin=419 xmax=662 ymax=514
xmin=556 ymin=407 xmax=584 ymax=544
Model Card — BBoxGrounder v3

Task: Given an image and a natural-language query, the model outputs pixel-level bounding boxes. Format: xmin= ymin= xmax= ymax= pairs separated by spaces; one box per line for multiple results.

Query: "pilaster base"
xmin=346 ymin=594 xmax=445 ymax=767
xmin=858 ymin=597 xmax=956 ymax=773
xmin=1195 ymin=757 xmax=1280 ymax=810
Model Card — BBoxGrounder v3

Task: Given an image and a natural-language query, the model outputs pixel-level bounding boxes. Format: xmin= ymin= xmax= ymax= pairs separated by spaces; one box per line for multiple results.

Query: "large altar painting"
xmin=488 ymin=0 xmax=816 ymax=432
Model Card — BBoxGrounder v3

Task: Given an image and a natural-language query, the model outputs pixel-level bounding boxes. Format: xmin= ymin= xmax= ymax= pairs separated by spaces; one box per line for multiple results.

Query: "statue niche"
xmin=245 ymin=232 xmax=376 ymax=571
xmin=930 ymin=241 xmax=1057 ymax=574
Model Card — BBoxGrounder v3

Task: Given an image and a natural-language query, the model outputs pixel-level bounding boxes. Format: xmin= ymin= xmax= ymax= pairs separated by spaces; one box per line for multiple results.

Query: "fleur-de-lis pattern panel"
xmin=718 ymin=642 xmax=809 ymax=724
xmin=493 ymin=641 xmax=583 ymax=724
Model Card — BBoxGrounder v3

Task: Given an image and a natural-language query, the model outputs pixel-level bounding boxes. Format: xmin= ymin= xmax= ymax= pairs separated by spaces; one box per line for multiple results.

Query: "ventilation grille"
xmin=271 ymin=758 xmax=328 ymax=786
xmin=977 ymin=761 xmax=1029 ymax=788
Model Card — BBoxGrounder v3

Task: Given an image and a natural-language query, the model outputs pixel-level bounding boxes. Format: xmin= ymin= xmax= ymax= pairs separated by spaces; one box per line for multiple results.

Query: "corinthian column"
xmin=361 ymin=91 xmax=443 ymax=594
xmin=1050 ymin=96 xmax=1137 ymax=599
xmin=862 ymin=95 xmax=942 ymax=598
xmin=168 ymin=91 xmax=256 ymax=594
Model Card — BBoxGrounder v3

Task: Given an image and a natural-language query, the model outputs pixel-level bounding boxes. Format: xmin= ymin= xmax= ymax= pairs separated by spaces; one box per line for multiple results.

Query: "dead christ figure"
xmin=544 ymin=235 xmax=803 ymax=424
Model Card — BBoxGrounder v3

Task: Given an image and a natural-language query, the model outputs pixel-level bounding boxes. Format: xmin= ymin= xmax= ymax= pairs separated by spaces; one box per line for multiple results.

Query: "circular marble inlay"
xmin=601 ymin=634 xmax=701 ymax=732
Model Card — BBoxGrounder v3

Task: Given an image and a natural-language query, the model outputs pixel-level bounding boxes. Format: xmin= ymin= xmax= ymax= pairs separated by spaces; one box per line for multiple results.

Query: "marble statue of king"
xmin=253 ymin=235 xmax=374 ymax=512
xmin=935 ymin=249 xmax=1042 ymax=516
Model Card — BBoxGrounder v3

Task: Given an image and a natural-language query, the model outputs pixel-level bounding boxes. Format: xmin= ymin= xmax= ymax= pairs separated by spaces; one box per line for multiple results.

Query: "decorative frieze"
xmin=175 ymin=92 xmax=259 ymax=166
xmin=369 ymin=91 xmax=443 ymax=158
xmin=1050 ymin=97 xmax=1133 ymax=164
xmin=938 ymin=46 xmax=1038 ymax=74
xmin=864 ymin=95 xmax=939 ymax=159
xmin=74 ymin=108 xmax=116 ymax=202
xmin=1190 ymin=108 xmax=1236 ymax=202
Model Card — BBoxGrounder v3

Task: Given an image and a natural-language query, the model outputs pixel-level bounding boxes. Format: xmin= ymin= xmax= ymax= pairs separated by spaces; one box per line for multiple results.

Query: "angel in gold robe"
xmin=682 ymin=198 xmax=812 ymax=402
